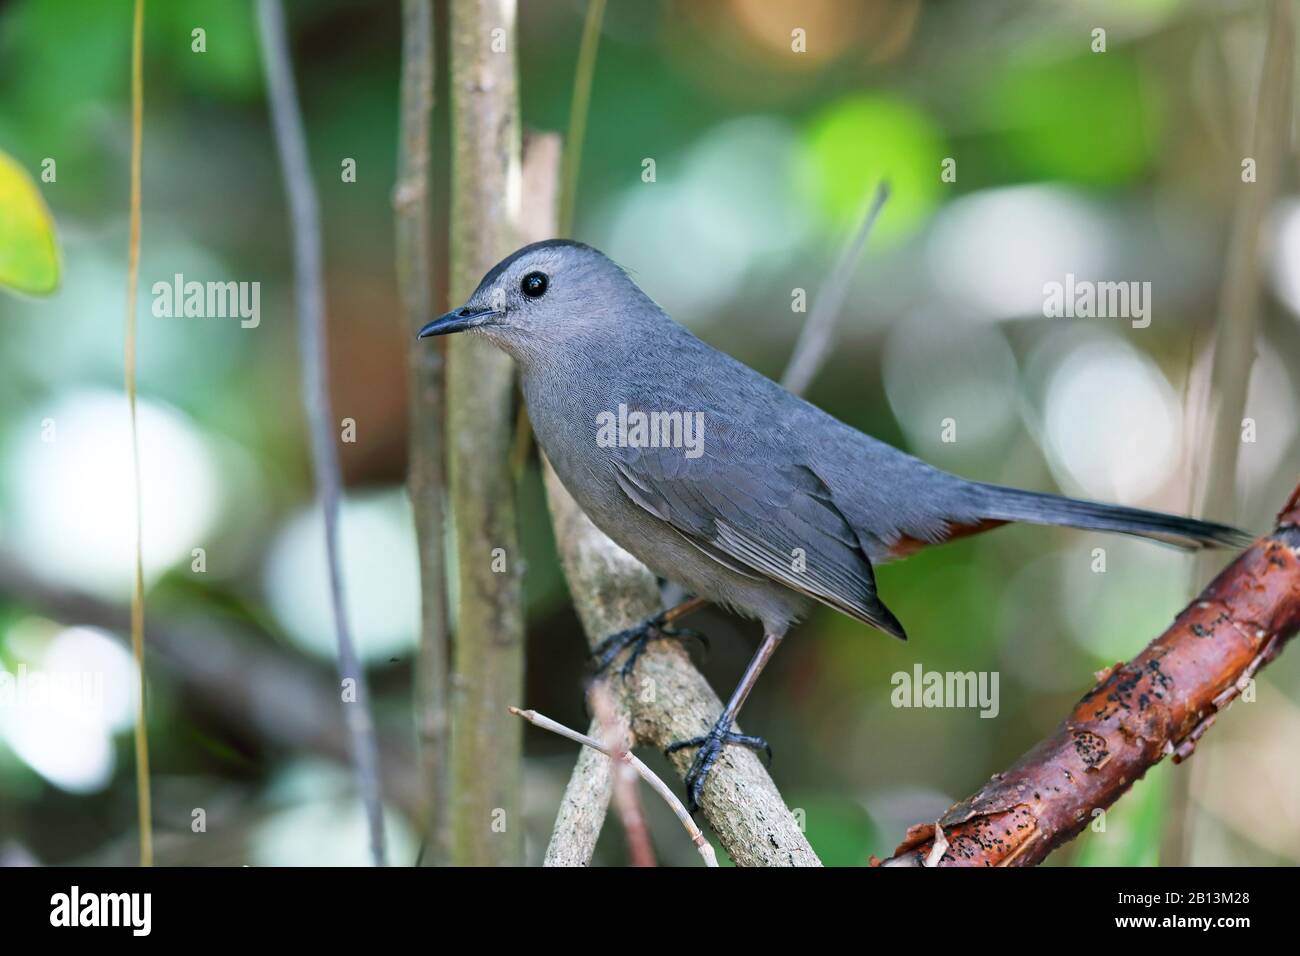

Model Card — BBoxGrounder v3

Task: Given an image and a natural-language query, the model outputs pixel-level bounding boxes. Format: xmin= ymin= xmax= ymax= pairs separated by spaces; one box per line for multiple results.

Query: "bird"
xmin=419 ymin=239 xmax=1251 ymax=812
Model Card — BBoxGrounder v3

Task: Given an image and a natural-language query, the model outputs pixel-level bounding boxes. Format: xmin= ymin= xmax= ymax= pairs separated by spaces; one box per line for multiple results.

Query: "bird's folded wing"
xmin=611 ymin=447 xmax=904 ymax=638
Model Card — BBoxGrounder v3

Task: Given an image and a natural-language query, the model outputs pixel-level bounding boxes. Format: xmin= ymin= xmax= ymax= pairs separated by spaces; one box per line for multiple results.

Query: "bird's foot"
xmin=665 ymin=717 xmax=772 ymax=813
xmin=591 ymin=610 xmax=708 ymax=680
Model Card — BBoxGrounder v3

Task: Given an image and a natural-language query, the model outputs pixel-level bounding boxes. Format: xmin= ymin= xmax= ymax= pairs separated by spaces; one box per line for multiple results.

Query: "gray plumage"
xmin=422 ymin=239 xmax=1251 ymax=643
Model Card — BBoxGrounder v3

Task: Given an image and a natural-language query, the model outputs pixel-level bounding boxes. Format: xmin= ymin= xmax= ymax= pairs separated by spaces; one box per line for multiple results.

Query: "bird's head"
xmin=418 ymin=239 xmax=655 ymax=366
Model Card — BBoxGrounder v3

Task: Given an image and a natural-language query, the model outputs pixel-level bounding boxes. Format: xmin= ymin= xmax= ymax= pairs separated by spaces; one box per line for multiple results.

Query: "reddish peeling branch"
xmin=881 ymin=481 xmax=1300 ymax=868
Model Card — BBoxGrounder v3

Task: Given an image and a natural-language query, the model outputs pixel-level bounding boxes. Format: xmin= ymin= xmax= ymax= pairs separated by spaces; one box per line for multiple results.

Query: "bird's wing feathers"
xmin=611 ymin=445 xmax=906 ymax=639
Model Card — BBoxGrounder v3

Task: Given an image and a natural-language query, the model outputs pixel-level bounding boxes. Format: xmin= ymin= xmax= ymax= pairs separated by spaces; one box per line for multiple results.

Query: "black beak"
xmin=417 ymin=306 xmax=500 ymax=339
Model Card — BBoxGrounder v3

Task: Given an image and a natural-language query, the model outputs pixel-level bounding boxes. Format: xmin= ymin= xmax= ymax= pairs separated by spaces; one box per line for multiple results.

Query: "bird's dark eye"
xmin=520 ymin=271 xmax=548 ymax=298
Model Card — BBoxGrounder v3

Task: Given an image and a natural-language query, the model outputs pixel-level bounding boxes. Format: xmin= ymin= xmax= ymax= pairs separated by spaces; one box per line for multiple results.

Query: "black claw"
xmin=664 ymin=723 xmax=774 ymax=811
xmin=663 ymin=734 xmax=706 ymax=756
xmin=618 ymin=638 xmax=648 ymax=680
xmin=728 ymin=733 xmax=773 ymax=767
xmin=591 ymin=611 xmax=708 ymax=679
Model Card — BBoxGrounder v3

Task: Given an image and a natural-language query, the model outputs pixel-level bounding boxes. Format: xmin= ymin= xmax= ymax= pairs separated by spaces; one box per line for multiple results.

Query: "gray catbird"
xmin=420 ymin=239 xmax=1250 ymax=810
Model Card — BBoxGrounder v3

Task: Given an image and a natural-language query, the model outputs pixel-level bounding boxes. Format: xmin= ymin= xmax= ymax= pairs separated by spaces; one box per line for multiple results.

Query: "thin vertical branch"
xmin=589 ymin=684 xmax=656 ymax=867
xmin=123 ymin=0 xmax=151 ymax=868
xmin=256 ymin=0 xmax=387 ymax=867
xmin=509 ymin=1 xmax=606 ymax=481
xmin=781 ymin=181 xmax=890 ymax=395
xmin=1189 ymin=0 xmax=1292 ymax=531
xmin=394 ymin=0 xmax=450 ymax=866
xmin=557 ymin=0 xmax=605 ymax=238
xmin=446 ymin=0 xmax=526 ymax=867
xmin=1169 ymin=0 xmax=1293 ymax=866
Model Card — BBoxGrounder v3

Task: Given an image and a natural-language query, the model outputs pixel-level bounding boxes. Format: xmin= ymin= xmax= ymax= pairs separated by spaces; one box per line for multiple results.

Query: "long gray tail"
xmin=972 ymin=482 xmax=1253 ymax=550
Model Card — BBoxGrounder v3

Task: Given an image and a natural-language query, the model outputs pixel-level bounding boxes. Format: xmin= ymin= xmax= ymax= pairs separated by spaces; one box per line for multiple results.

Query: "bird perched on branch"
xmin=419 ymin=239 xmax=1251 ymax=812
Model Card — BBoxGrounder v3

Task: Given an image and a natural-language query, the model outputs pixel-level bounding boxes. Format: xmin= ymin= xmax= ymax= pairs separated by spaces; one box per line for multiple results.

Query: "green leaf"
xmin=0 ymin=150 xmax=60 ymax=296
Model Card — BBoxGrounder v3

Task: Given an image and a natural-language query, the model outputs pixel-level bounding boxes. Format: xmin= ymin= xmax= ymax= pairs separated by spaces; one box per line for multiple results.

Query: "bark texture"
xmin=446 ymin=0 xmax=526 ymax=866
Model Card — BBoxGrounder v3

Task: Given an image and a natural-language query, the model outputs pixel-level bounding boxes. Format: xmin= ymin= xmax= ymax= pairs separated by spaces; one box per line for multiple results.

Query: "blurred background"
xmin=1 ymin=0 xmax=1298 ymax=866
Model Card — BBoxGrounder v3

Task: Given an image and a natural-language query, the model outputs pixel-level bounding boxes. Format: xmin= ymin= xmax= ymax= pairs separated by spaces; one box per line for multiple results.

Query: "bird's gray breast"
xmin=521 ymin=368 xmax=812 ymax=632
xmin=522 ymin=368 xmax=674 ymax=554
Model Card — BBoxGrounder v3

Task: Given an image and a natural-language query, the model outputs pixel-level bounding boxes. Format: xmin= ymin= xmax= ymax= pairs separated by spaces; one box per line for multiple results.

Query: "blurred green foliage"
xmin=1072 ymin=763 xmax=1169 ymax=867
xmin=978 ymin=49 xmax=1159 ymax=186
xmin=805 ymin=94 xmax=945 ymax=241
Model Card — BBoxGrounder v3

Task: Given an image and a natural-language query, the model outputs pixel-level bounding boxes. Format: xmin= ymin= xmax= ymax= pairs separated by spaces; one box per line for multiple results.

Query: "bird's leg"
xmin=665 ymin=630 xmax=784 ymax=813
xmin=591 ymin=596 xmax=709 ymax=679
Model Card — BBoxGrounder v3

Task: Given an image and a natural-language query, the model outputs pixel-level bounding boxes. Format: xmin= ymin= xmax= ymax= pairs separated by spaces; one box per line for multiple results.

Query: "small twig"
xmin=394 ymin=0 xmax=451 ymax=866
xmin=257 ymin=0 xmax=387 ymax=866
xmin=511 ymin=707 xmax=718 ymax=867
xmin=510 ymin=0 xmax=607 ymax=481
xmin=1187 ymin=0 xmax=1291 ymax=536
xmin=589 ymin=685 xmax=656 ymax=866
xmin=1168 ymin=0 xmax=1291 ymax=865
xmin=123 ymin=0 xmax=151 ymax=868
xmin=781 ymin=181 xmax=890 ymax=396
xmin=557 ymin=0 xmax=606 ymax=238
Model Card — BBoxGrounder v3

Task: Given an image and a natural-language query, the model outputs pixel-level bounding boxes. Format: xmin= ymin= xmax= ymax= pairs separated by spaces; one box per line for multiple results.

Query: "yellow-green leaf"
xmin=0 ymin=150 xmax=60 ymax=295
